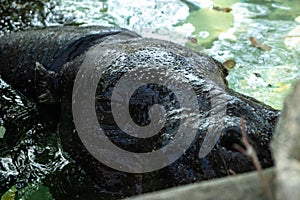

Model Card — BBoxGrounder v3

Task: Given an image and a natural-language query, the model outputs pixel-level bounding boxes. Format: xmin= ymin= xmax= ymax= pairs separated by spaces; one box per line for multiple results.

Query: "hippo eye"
xmin=220 ymin=127 xmax=244 ymax=152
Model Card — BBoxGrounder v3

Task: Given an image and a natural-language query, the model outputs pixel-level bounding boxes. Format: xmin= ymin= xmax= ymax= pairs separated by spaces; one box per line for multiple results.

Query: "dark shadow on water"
xmin=0 ymin=0 xmax=61 ymax=35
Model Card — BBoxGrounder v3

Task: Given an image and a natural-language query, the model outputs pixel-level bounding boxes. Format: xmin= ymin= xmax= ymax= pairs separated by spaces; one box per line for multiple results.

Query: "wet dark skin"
xmin=0 ymin=26 xmax=279 ymax=199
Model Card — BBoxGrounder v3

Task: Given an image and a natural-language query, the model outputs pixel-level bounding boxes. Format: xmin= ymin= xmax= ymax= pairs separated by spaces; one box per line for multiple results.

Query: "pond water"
xmin=1 ymin=0 xmax=300 ymax=199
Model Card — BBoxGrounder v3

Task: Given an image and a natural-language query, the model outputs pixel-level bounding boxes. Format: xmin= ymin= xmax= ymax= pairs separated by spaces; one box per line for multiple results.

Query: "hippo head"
xmin=0 ymin=26 xmax=279 ymax=199
xmin=58 ymin=36 xmax=279 ymax=198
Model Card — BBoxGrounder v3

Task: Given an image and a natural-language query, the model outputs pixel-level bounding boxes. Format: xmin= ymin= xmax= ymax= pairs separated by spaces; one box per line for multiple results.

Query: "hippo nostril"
xmin=220 ymin=127 xmax=244 ymax=152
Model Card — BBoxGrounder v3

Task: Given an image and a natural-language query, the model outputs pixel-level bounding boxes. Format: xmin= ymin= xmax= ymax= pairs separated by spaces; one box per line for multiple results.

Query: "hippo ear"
xmin=34 ymin=62 xmax=57 ymax=104
xmin=211 ymin=57 xmax=229 ymax=86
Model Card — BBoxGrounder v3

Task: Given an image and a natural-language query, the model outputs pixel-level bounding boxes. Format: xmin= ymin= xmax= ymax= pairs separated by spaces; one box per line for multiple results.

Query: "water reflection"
xmin=0 ymin=78 xmax=68 ymax=199
xmin=0 ymin=0 xmax=59 ymax=34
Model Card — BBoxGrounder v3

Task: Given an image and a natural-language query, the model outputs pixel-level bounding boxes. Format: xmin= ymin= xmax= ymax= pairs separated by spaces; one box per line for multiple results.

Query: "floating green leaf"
xmin=0 ymin=126 xmax=6 ymax=139
xmin=186 ymin=8 xmax=233 ymax=46
xmin=1 ymin=186 xmax=16 ymax=200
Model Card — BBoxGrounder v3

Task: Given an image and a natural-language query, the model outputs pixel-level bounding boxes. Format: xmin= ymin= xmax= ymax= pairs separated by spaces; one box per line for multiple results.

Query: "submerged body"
xmin=0 ymin=26 xmax=279 ymax=199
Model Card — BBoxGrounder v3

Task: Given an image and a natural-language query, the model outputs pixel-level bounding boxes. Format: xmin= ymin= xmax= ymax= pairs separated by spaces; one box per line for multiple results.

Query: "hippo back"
xmin=0 ymin=26 xmax=140 ymax=102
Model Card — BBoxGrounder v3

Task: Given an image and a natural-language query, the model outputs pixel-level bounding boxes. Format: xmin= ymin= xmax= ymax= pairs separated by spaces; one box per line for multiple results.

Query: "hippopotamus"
xmin=0 ymin=26 xmax=279 ymax=199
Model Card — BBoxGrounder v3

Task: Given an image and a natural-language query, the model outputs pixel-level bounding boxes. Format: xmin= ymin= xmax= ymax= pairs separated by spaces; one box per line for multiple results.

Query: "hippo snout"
xmin=210 ymin=94 xmax=280 ymax=173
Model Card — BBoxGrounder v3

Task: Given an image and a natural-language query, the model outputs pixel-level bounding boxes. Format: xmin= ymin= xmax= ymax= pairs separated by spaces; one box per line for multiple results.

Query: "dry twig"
xmin=234 ymin=118 xmax=274 ymax=200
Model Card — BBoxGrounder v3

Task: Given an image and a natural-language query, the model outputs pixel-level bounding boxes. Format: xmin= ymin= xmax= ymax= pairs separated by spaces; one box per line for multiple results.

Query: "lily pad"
xmin=0 ymin=126 xmax=5 ymax=139
xmin=185 ymin=8 xmax=233 ymax=46
xmin=1 ymin=186 xmax=16 ymax=200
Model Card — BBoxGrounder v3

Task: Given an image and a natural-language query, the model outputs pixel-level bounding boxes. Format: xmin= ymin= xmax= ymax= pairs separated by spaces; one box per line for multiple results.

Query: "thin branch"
xmin=234 ymin=117 xmax=274 ymax=200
